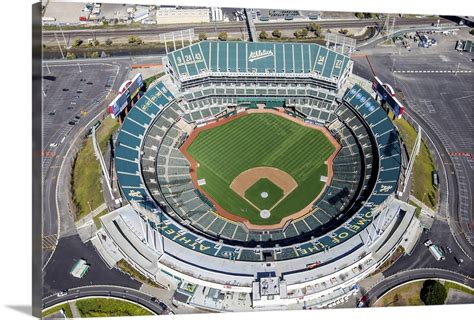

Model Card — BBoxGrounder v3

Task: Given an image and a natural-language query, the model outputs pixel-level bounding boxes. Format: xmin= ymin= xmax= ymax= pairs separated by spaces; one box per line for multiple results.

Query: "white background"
xmin=0 ymin=0 xmax=472 ymax=319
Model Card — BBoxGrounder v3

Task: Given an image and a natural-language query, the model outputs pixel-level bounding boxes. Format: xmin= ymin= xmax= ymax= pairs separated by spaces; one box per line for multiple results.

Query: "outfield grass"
xmin=245 ymin=178 xmax=284 ymax=210
xmin=42 ymin=303 xmax=73 ymax=318
xmin=75 ymin=298 xmax=153 ymax=317
xmin=187 ymin=113 xmax=335 ymax=224
xmin=72 ymin=116 xmax=119 ymax=220
xmin=392 ymin=113 xmax=438 ymax=209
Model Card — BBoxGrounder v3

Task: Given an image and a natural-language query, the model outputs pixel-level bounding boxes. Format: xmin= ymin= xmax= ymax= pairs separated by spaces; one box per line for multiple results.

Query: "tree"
xmin=198 ymin=32 xmax=207 ymax=41
xmin=128 ymin=35 xmax=143 ymax=45
xmin=272 ymin=29 xmax=282 ymax=38
xmin=470 ymin=28 xmax=474 ymax=35
xmin=66 ymin=52 xmax=76 ymax=60
xmin=308 ymin=22 xmax=322 ymax=37
xmin=259 ymin=31 xmax=268 ymax=40
xmin=88 ymin=39 xmax=100 ymax=47
xmin=420 ymin=280 xmax=447 ymax=305
xmin=72 ymin=39 xmax=83 ymax=47
xmin=90 ymin=51 xmax=100 ymax=58
xmin=355 ymin=12 xmax=365 ymax=19
xmin=301 ymin=28 xmax=308 ymax=38
xmin=218 ymin=32 xmax=228 ymax=41
xmin=294 ymin=30 xmax=303 ymax=39
xmin=105 ymin=39 xmax=113 ymax=46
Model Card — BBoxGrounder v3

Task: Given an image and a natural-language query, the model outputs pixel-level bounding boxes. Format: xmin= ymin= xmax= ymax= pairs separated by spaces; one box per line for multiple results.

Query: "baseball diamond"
xmin=244 ymin=178 xmax=284 ymax=210
xmin=183 ymin=112 xmax=337 ymax=225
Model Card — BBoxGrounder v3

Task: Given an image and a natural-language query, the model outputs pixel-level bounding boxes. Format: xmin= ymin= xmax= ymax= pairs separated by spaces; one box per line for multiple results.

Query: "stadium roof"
xmin=166 ymin=41 xmax=351 ymax=83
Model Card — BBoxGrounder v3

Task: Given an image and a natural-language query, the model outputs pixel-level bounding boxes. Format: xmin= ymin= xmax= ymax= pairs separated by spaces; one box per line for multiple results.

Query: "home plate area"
xmin=260 ymin=210 xmax=271 ymax=219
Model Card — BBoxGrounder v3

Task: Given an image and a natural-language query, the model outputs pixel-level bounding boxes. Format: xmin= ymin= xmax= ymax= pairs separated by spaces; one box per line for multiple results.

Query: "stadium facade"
xmin=98 ymin=40 xmax=416 ymax=311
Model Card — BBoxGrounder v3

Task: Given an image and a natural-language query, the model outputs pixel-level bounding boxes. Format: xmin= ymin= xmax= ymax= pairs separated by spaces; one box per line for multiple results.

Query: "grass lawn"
xmin=245 ymin=178 xmax=284 ymax=210
xmin=76 ymin=298 xmax=153 ymax=317
xmin=187 ymin=113 xmax=334 ymax=224
xmin=444 ymin=281 xmax=474 ymax=295
xmin=116 ymin=259 xmax=164 ymax=288
xmin=72 ymin=116 xmax=119 ymax=220
xmin=42 ymin=303 xmax=73 ymax=318
xmin=374 ymin=281 xmax=425 ymax=307
xmin=93 ymin=209 xmax=109 ymax=228
xmin=409 ymin=200 xmax=422 ymax=218
xmin=392 ymin=113 xmax=438 ymax=209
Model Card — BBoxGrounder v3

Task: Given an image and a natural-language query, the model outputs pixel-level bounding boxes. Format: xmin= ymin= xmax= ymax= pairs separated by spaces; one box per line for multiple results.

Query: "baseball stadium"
xmin=97 ymin=40 xmax=417 ymax=310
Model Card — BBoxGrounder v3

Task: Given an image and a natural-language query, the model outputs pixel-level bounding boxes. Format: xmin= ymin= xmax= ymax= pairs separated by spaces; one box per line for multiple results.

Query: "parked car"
xmin=424 ymin=239 xmax=433 ymax=247
xmin=159 ymin=302 xmax=168 ymax=310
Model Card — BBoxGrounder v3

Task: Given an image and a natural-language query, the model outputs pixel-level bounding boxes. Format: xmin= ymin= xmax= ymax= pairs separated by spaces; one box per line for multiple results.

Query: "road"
xmin=367 ymin=268 xmax=473 ymax=305
xmin=42 ymin=17 xmax=448 ymax=40
xmin=43 ymin=285 xmax=170 ymax=316
xmin=42 ymin=59 xmax=132 ymax=268
xmin=351 ymin=29 xmax=474 ymax=261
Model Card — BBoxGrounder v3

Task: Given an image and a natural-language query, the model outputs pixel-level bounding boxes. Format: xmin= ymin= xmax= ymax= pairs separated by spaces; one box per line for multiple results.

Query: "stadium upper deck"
xmin=165 ymin=41 xmax=352 ymax=90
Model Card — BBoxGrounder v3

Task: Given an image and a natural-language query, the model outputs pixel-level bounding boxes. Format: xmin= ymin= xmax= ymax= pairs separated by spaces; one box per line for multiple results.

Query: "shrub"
xmin=218 ymin=32 xmax=228 ymax=41
xmin=66 ymin=52 xmax=76 ymax=60
xmin=272 ymin=29 xmax=282 ymax=38
xmin=198 ymin=32 xmax=207 ymax=41
xmin=72 ymin=39 xmax=83 ymax=47
xmin=259 ymin=31 xmax=268 ymax=40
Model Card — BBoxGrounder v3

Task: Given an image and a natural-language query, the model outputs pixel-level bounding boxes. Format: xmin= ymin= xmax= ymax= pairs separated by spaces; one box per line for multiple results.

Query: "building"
xmin=156 ymin=7 xmax=210 ymax=24
xmin=94 ymin=40 xmax=419 ymax=312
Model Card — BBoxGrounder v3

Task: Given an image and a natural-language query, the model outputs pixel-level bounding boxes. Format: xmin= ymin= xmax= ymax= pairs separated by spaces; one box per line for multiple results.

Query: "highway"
xmin=42 ymin=17 xmax=448 ymax=39
xmin=366 ymin=268 xmax=473 ymax=305
xmin=43 ymin=285 xmax=170 ymax=315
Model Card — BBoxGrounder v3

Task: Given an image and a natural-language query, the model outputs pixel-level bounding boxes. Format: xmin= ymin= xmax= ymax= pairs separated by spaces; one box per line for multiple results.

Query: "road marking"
xmin=394 ymin=70 xmax=472 ymax=74
xmin=42 ymin=235 xmax=57 ymax=249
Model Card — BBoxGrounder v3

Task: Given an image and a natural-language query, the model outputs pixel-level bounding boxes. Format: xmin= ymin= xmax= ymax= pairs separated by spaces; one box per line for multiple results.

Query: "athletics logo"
xmin=248 ymin=49 xmax=274 ymax=62
xmin=379 ymin=184 xmax=393 ymax=193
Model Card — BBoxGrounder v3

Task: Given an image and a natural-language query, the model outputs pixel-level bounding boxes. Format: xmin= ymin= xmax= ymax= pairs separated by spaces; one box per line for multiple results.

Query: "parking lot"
xmin=353 ymin=27 xmax=474 ymax=247
xmin=41 ymin=62 xmax=120 ymax=173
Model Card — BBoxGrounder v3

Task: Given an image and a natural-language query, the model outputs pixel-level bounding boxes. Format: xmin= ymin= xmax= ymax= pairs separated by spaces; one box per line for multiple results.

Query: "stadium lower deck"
xmin=102 ymin=41 xmax=415 ymax=310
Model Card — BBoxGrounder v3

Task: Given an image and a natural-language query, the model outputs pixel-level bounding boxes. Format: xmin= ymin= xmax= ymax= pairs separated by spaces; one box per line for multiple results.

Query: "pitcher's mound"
xmin=260 ymin=210 xmax=271 ymax=219
xmin=261 ymin=192 xmax=269 ymax=198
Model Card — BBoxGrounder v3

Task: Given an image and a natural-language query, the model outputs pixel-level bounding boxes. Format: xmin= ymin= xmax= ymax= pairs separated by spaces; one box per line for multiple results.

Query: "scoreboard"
xmin=372 ymin=76 xmax=404 ymax=118
xmin=108 ymin=73 xmax=144 ymax=118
